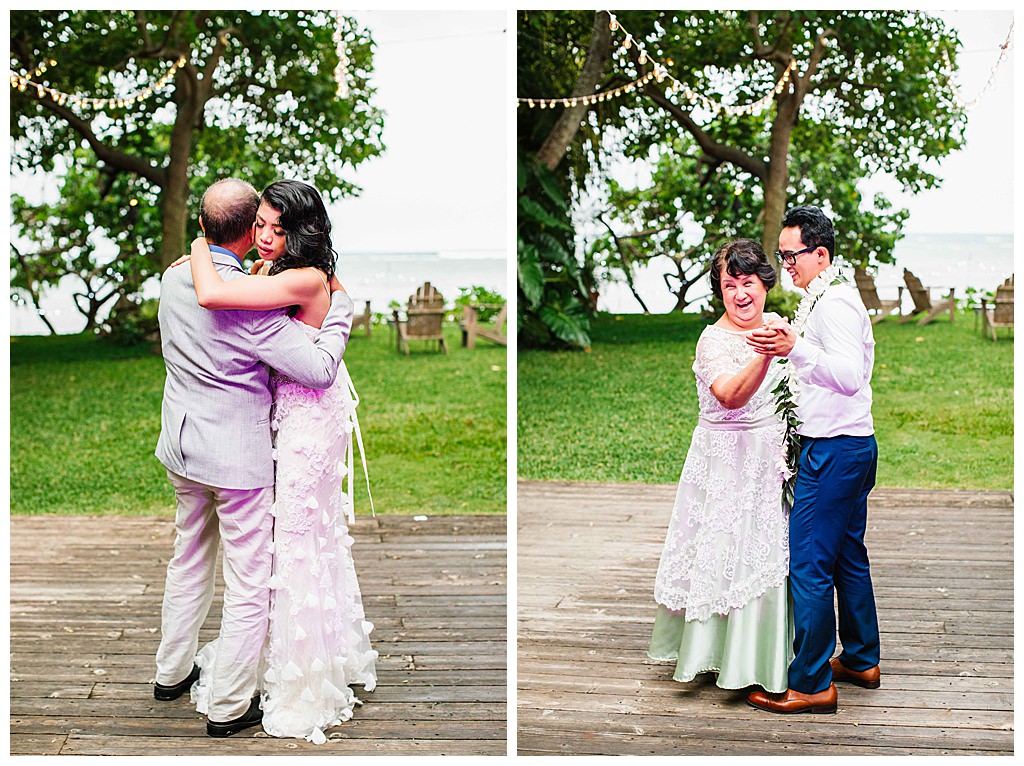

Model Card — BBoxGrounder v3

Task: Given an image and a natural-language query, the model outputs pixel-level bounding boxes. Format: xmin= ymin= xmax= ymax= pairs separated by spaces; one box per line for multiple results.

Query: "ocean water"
xmin=598 ymin=232 xmax=1015 ymax=315
xmin=9 ymin=250 xmax=508 ymax=336
xmin=336 ymin=250 xmax=507 ymax=313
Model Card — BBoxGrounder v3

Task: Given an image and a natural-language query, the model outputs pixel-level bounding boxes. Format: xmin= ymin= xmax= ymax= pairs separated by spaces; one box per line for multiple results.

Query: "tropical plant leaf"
xmin=533 ymin=163 xmax=569 ymax=212
xmin=518 ymin=196 xmax=573 ymax=232
xmin=517 ymin=240 xmax=545 ymax=309
xmin=538 ymin=295 xmax=591 ymax=348
xmin=535 ymin=231 xmax=574 ymax=267
xmin=517 ymin=154 xmax=528 ymax=193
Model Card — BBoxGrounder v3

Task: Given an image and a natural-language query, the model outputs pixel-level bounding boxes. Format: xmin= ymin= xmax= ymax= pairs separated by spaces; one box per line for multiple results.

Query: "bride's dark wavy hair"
xmin=261 ymin=180 xmax=337 ymax=281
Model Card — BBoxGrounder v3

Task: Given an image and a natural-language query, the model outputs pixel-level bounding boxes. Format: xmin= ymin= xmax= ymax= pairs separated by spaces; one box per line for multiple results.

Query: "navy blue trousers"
xmin=788 ymin=434 xmax=880 ymax=694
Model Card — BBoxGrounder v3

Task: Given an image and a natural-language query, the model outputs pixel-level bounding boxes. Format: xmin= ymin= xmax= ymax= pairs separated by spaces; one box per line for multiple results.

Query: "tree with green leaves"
xmin=10 ymin=10 xmax=384 ymax=333
xmin=517 ymin=10 xmax=616 ymax=348
xmin=519 ymin=10 xmax=966 ymax=318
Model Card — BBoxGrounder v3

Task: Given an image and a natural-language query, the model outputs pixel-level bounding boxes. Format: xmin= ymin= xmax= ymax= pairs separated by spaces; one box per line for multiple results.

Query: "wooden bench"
xmin=393 ymin=282 xmax=448 ymax=355
xmin=854 ymin=265 xmax=902 ymax=325
xmin=901 ymin=269 xmax=955 ymax=325
xmin=351 ymin=300 xmax=372 ymax=337
xmin=981 ymin=275 xmax=1013 ymax=341
xmin=461 ymin=303 xmax=508 ymax=349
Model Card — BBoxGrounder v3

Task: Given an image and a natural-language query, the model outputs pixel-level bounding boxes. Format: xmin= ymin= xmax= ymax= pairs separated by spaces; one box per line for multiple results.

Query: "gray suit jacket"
xmin=155 ymin=248 xmax=354 ymax=490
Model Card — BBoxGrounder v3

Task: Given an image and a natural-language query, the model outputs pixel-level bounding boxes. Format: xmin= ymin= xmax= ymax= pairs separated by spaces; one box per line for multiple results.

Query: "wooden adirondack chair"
xmin=981 ymin=275 xmax=1013 ymax=341
xmin=900 ymin=269 xmax=956 ymax=325
xmin=393 ymin=282 xmax=448 ymax=354
xmin=460 ymin=303 xmax=508 ymax=349
xmin=853 ymin=266 xmax=902 ymax=325
xmin=351 ymin=300 xmax=372 ymax=337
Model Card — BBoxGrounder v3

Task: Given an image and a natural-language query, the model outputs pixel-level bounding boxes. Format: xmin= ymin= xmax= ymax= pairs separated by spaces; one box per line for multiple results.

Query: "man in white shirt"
xmin=744 ymin=205 xmax=881 ymax=714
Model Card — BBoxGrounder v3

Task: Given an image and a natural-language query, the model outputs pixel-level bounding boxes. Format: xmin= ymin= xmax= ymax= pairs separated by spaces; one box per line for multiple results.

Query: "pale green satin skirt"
xmin=648 ymin=582 xmax=793 ymax=693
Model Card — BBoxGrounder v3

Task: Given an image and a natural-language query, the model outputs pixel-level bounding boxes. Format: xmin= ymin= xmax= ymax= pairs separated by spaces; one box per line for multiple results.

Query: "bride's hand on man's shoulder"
xmin=250 ymin=258 xmax=266 ymax=275
xmin=170 ymin=254 xmax=191 ymax=268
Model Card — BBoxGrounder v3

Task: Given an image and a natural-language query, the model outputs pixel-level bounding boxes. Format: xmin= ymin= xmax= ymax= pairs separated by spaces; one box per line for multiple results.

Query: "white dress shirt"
xmin=787 ymin=282 xmax=875 ymax=438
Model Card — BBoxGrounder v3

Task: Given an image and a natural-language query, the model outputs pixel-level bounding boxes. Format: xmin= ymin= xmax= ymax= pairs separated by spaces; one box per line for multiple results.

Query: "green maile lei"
xmin=772 ymin=264 xmax=848 ymax=511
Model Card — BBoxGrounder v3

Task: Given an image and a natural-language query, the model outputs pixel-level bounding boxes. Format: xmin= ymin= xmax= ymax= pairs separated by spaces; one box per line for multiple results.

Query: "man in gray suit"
xmin=152 ymin=178 xmax=354 ymax=737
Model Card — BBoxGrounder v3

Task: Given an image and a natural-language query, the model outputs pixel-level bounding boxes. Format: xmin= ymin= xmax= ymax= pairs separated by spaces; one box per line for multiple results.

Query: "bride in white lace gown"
xmin=648 ymin=239 xmax=793 ymax=693
xmin=185 ymin=180 xmax=377 ymax=742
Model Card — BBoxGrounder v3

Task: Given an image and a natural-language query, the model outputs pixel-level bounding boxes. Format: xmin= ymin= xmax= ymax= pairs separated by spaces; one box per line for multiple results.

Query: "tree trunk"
xmin=159 ymin=69 xmax=202 ymax=269
xmin=762 ymin=32 xmax=832 ymax=264
xmin=762 ymin=105 xmax=796 ymax=266
xmin=159 ymin=168 xmax=192 ymax=269
xmin=535 ymin=11 xmax=612 ymax=171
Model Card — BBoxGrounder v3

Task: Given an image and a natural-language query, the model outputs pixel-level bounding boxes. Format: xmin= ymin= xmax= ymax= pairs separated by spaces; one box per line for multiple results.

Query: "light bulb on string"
xmin=519 ymin=10 xmax=805 ymax=115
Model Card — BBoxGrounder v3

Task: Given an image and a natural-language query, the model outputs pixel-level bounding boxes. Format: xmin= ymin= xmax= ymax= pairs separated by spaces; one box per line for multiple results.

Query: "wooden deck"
xmin=10 ymin=514 xmax=506 ymax=756
xmin=517 ymin=481 xmax=1013 ymax=756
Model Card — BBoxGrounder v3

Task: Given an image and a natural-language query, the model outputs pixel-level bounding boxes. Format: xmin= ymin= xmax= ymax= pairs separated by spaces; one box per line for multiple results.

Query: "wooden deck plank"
xmin=10 ymin=514 xmax=507 ymax=756
xmin=516 ymin=482 xmax=1013 ymax=756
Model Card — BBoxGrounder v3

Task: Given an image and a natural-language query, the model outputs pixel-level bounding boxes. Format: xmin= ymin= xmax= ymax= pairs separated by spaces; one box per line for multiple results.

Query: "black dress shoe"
xmin=154 ymin=664 xmax=201 ymax=701
xmin=207 ymin=697 xmax=263 ymax=738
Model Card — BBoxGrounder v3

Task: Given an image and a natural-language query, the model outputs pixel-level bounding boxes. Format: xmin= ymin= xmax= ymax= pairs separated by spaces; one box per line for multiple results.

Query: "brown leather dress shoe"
xmin=747 ymin=683 xmax=837 ymax=714
xmin=830 ymin=658 xmax=880 ymax=689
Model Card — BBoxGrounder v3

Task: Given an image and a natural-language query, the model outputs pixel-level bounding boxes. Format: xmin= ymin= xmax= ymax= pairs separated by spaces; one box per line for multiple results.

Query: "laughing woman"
xmin=648 ymin=238 xmax=793 ymax=694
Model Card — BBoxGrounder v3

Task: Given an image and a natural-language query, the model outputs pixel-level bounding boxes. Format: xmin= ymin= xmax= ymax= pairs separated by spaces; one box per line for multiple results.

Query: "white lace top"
xmin=653 ymin=317 xmax=790 ymax=622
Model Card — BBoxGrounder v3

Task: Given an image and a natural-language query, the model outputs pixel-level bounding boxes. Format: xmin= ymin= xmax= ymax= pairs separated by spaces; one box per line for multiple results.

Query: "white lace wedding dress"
xmin=193 ymin=320 xmax=377 ymax=743
xmin=648 ymin=317 xmax=793 ymax=692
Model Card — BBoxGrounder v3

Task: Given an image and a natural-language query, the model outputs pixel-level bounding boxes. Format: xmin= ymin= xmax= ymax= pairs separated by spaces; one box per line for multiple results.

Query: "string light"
xmin=517 ymin=11 xmax=796 ymax=116
xmin=10 ymin=54 xmax=187 ymax=111
xmin=333 ymin=11 xmax=351 ymax=99
xmin=941 ymin=18 xmax=1014 ymax=112
xmin=606 ymin=13 xmax=796 ymax=117
xmin=517 ymin=69 xmax=664 ymax=109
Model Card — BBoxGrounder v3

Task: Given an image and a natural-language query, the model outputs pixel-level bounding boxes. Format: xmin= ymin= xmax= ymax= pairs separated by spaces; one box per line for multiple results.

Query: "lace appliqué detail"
xmin=262 ymin=321 xmax=378 ymax=741
xmin=654 ymin=323 xmax=790 ymax=623
xmin=190 ymin=322 xmax=377 ymax=743
xmin=261 ymin=322 xmax=378 ymax=743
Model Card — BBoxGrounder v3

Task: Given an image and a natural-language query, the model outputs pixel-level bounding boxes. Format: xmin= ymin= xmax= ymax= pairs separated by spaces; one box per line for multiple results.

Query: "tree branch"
xmin=748 ymin=11 xmax=794 ymax=64
xmin=793 ymin=27 xmax=838 ymax=102
xmin=11 ymin=246 xmax=59 ymax=335
xmin=597 ymin=213 xmax=652 ymax=313
xmin=22 ymin=98 xmax=166 ymax=186
xmin=641 ymin=81 xmax=768 ymax=182
xmin=134 ymin=11 xmax=154 ymax=50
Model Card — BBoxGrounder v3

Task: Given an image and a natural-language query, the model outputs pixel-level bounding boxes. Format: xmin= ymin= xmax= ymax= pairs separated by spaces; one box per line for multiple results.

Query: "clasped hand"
xmin=745 ymin=318 xmax=796 ymax=357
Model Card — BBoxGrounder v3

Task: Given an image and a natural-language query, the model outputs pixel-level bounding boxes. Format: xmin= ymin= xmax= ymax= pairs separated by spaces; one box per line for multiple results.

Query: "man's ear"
xmin=198 ymin=216 xmax=206 ymax=234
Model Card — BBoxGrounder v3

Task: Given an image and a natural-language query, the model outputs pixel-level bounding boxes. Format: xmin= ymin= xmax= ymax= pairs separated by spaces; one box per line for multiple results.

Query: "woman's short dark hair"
xmin=781 ymin=205 xmax=835 ymax=262
xmin=709 ymin=238 xmax=777 ymax=300
xmin=261 ymin=180 xmax=337 ymax=281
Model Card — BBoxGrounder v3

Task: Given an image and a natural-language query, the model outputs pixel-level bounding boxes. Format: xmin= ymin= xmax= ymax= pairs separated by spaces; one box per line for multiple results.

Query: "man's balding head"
xmin=199 ymin=178 xmax=259 ymax=246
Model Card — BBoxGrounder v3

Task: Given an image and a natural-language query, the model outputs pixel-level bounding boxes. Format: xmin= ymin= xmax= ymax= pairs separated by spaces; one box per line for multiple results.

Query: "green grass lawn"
xmin=518 ymin=310 xmax=1012 ymax=489
xmin=11 ymin=322 xmax=507 ymax=515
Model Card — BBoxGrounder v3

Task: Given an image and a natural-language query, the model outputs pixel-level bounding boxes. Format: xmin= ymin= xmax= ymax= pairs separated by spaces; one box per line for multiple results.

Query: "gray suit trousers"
xmin=155 ymin=470 xmax=274 ymax=722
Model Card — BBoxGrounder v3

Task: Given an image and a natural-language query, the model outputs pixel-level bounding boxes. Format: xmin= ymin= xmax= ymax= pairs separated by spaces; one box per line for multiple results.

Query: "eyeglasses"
xmin=774 ymin=245 xmax=817 ymax=265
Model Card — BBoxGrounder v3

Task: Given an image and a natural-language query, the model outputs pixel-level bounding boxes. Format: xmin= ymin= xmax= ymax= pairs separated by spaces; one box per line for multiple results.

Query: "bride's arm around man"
xmin=152 ymin=177 xmax=352 ymax=738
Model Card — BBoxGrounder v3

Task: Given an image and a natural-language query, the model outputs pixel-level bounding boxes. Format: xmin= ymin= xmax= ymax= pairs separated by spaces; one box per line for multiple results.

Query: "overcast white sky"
xmin=866 ymin=10 xmax=1015 ymax=234
xmin=332 ymin=11 xmax=508 ymax=255
xmin=4 ymin=9 xmax=1014 ymax=269
xmin=343 ymin=10 xmax=1014 ymax=249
